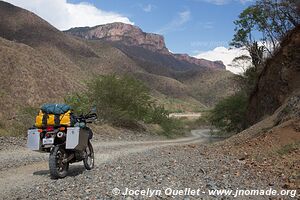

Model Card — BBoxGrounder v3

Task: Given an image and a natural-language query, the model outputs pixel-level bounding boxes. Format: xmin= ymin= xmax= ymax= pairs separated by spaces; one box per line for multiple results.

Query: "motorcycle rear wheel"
xmin=49 ymin=146 xmax=69 ymax=179
xmin=83 ymin=141 xmax=94 ymax=170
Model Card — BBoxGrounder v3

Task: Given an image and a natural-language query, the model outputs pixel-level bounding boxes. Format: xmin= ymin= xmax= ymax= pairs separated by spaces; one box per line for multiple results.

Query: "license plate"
xmin=42 ymin=138 xmax=54 ymax=145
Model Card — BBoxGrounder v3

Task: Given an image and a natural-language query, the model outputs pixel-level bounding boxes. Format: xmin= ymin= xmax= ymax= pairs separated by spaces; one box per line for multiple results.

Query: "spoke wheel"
xmin=49 ymin=146 xmax=69 ymax=179
xmin=83 ymin=141 xmax=94 ymax=170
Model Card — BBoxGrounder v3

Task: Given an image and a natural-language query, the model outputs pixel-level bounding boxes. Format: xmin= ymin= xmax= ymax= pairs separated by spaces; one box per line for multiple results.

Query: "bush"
xmin=64 ymin=92 xmax=90 ymax=115
xmin=159 ymin=118 xmax=184 ymax=137
xmin=87 ymin=75 xmax=153 ymax=125
xmin=146 ymin=105 xmax=169 ymax=124
xmin=65 ymin=75 xmax=181 ymax=135
xmin=208 ymin=92 xmax=248 ymax=133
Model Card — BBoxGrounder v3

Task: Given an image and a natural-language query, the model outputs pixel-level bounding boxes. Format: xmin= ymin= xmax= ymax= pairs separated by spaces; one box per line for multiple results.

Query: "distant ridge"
xmin=65 ymin=22 xmax=226 ymax=70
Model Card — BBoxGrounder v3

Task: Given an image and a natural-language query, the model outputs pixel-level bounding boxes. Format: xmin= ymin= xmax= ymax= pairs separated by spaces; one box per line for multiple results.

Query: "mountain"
xmin=65 ymin=23 xmax=226 ymax=71
xmin=65 ymin=23 xmax=236 ymax=107
xmin=0 ymin=1 xmax=236 ymax=134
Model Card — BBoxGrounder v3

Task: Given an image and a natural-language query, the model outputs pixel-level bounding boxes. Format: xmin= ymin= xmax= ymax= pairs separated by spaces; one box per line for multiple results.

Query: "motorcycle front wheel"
xmin=49 ymin=146 xmax=69 ymax=179
xmin=83 ymin=141 xmax=94 ymax=170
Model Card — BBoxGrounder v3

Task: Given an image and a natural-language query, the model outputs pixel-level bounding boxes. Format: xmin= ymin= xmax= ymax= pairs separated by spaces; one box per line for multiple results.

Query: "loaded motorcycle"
xmin=27 ymin=104 xmax=97 ymax=179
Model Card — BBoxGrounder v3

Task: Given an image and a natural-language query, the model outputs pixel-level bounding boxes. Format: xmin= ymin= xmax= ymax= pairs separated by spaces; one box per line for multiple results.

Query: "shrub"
xmin=64 ymin=92 xmax=90 ymax=115
xmin=159 ymin=118 xmax=184 ymax=137
xmin=208 ymin=91 xmax=248 ymax=133
xmin=64 ymin=75 xmax=183 ymax=135
xmin=146 ymin=105 xmax=169 ymax=124
xmin=87 ymin=75 xmax=153 ymax=124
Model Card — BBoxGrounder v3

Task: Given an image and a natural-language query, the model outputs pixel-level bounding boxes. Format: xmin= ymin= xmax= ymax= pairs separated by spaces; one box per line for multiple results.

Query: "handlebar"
xmin=76 ymin=113 xmax=97 ymax=123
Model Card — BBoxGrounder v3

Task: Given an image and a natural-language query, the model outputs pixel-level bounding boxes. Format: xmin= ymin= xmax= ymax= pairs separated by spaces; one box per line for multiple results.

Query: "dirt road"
xmin=169 ymin=112 xmax=202 ymax=119
xmin=0 ymin=129 xmax=213 ymax=199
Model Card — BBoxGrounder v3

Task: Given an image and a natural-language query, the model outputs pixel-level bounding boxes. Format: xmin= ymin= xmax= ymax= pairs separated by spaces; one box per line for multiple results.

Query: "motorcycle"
xmin=27 ymin=112 xmax=97 ymax=179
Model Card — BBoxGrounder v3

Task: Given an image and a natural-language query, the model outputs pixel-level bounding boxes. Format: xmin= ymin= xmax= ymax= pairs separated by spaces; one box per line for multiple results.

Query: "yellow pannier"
xmin=35 ymin=110 xmax=73 ymax=128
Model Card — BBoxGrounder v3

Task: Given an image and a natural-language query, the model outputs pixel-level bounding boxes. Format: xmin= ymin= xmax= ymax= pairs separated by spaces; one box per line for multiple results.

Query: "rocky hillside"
xmin=65 ymin=23 xmax=226 ymax=70
xmin=0 ymin=1 xmax=237 ymax=135
xmin=217 ymin=26 xmax=300 ymax=192
xmin=66 ymin=23 xmax=169 ymax=54
xmin=247 ymin=26 xmax=300 ymax=125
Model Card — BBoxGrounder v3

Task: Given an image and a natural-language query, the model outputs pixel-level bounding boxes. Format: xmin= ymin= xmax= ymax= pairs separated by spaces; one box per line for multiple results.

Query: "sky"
xmin=3 ymin=0 xmax=254 ymax=73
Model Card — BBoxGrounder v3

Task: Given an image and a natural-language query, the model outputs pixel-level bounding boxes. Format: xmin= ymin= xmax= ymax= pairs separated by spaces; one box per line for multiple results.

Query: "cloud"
xmin=194 ymin=46 xmax=250 ymax=74
xmin=142 ymin=4 xmax=154 ymax=12
xmin=178 ymin=10 xmax=191 ymax=24
xmin=157 ymin=9 xmax=191 ymax=34
xmin=3 ymin=0 xmax=133 ymax=30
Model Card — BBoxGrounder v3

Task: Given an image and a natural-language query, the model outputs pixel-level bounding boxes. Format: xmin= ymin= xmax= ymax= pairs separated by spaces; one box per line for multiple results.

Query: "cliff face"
xmin=67 ymin=23 xmax=168 ymax=53
xmin=247 ymin=26 xmax=300 ymax=125
xmin=65 ymin=23 xmax=226 ymax=70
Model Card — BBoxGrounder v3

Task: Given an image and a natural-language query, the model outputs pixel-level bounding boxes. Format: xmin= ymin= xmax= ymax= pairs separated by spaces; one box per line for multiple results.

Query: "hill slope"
xmin=0 ymin=1 xmax=236 ymax=134
xmin=65 ymin=23 xmax=237 ymax=106
xmin=65 ymin=22 xmax=226 ymax=71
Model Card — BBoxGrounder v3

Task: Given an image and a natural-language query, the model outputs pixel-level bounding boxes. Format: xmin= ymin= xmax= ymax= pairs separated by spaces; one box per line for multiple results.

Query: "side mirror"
xmin=91 ymin=107 xmax=97 ymax=114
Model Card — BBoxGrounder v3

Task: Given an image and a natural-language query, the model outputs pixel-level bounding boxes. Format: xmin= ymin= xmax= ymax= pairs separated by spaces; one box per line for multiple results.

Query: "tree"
xmin=231 ymin=0 xmax=299 ymax=57
xmin=230 ymin=54 xmax=258 ymax=94
xmin=230 ymin=55 xmax=252 ymax=73
xmin=249 ymin=41 xmax=265 ymax=70
xmin=231 ymin=0 xmax=299 ymax=87
xmin=212 ymin=0 xmax=300 ymax=134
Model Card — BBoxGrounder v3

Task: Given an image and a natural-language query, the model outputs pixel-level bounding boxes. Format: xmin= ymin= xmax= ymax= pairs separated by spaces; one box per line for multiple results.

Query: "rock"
xmin=85 ymin=189 xmax=91 ymax=193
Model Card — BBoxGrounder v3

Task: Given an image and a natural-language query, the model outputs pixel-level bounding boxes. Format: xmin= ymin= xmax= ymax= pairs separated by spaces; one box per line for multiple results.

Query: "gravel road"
xmin=0 ymin=130 xmax=297 ymax=200
xmin=0 ymin=129 xmax=213 ymax=199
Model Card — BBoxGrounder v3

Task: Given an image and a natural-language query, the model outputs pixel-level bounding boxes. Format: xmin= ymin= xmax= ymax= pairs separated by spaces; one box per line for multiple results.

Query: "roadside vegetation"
xmin=208 ymin=0 xmax=299 ymax=135
xmin=0 ymin=75 xmax=195 ymax=137
xmin=1 ymin=106 xmax=38 ymax=136
xmin=65 ymin=75 xmax=185 ymax=137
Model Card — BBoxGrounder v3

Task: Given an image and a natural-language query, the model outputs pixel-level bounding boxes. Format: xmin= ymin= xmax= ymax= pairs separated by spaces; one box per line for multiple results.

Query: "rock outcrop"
xmin=247 ymin=26 xmax=300 ymax=125
xmin=65 ymin=23 xmax=226 ymax=70
xmin=67 ymin=23 xmax=169 ymax=54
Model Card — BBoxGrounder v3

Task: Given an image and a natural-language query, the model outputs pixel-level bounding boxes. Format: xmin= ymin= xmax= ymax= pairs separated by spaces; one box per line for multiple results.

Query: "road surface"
xmin=0 ymin=129 xmax=213 ymax=199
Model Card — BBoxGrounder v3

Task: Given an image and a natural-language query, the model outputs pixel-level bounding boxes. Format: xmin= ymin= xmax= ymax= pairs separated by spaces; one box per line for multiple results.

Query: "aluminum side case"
xmin=27 ymin=129 xmax=42 ymax=151
xmin=66 ymin=127 xmax=89 ymax=151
